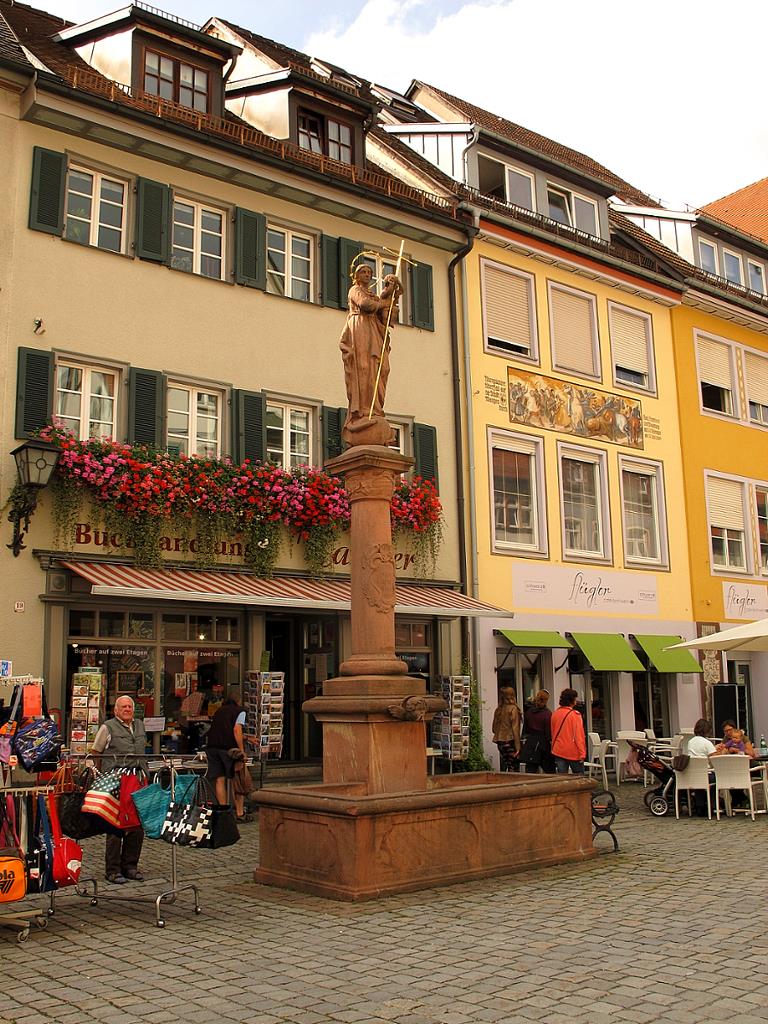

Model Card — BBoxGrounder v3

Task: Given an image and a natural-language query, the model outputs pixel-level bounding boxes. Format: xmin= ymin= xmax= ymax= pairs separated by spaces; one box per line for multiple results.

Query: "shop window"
xmin=144 ymin=50 xmax=209 ymax=112
xmin=55 ymin=361 xmax=118 ymax=441
xmin=171 ymin=198 xmax=224 ymax=280
xmin=395 ymin=620 xmax=432 ymax=678
xmin=166 ymin=383 xmax=222 ymax=457
xmin=99 ymin=611 xmax=125 ymax=638
xmin=215 ymin=616 xmax=239 ymax=642
xmin=128 ymin=613 xmax=155 ymax=639
xmin=161 ymin=614 xmax=187 ymax=640
xmin=69 ymin=609 xmax=96 ymax=637
xmin=266 ymin=401 xmax=312 ymax=468
xmin=65 ymin=166 xmax=127 ymax=253
xmin=266 ymin=226 xmax=313 ymax=301
xmin=190 ymin=615 xmax=214 ymax=642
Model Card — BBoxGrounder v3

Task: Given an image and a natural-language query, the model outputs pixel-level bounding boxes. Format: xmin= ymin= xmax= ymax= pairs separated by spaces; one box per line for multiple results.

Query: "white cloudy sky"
xmin=34 ymin=0 xmax=768 ymax=208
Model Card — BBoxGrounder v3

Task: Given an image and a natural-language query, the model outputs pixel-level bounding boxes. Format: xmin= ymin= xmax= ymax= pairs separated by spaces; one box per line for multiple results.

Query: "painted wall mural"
xmin=507 ymin=368 xmax=644 ymax=448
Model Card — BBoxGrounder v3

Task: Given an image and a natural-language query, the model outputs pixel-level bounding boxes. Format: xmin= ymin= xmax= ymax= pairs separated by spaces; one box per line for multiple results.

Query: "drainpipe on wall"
xmin=448 ymin=205 xmax=478 ymax=665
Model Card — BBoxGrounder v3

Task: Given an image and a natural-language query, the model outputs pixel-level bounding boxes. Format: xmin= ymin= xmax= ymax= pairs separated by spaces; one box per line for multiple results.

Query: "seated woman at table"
xmin=687 ymin=719 xmax=716 ymax=758
xmin=713 ymin=721 xmax=756 ymax=757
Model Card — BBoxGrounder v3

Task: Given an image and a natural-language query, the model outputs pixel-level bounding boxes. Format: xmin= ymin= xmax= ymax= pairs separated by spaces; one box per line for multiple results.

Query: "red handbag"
xmin=46 ymin=793 xmax=83 ymax=888
xmin=118 ymin=772 xmax=147 ymax=829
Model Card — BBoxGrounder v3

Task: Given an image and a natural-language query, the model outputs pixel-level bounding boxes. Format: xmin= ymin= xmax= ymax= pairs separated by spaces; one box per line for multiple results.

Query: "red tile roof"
xmin=409 ymin=81 xmax=660 ymax=209
xmin=701 ymin=178 xmax=768 ymax=246
xmin=0 ymin=8 xmax=28 ymax=66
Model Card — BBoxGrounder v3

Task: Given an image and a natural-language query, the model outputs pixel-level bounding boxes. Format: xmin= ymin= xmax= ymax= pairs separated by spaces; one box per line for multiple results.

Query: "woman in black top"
xmin=521 ymin=689 xmax=554 ymax=774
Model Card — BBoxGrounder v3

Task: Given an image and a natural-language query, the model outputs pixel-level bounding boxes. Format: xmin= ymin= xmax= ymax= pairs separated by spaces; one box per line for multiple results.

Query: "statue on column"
xmin=339 ymin=260 xmax=403 ymax=447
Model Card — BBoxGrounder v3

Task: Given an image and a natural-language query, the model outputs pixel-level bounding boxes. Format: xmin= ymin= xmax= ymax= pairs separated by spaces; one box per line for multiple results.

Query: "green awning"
xmin=497 ymin=629 xmax=572 ymax=649
xmin=570 ymin=632 xmax=644 ymax=672
xmin=634 ymin=634 xmax=703 ymax=674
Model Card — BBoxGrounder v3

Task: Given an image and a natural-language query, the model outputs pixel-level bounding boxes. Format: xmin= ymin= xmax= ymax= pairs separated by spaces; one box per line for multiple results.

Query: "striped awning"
xmin=61 ymin=561 xmax=512 ymax=618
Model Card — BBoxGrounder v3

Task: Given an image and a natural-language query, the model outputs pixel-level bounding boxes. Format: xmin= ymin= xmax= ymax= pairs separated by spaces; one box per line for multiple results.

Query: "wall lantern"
xmin=6 ymin=440 xmax=61 ymax=556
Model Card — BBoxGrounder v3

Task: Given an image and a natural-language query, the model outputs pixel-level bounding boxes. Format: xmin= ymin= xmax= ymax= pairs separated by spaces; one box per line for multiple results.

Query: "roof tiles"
xmin=701 ymin=178 xmax=768 ymax=246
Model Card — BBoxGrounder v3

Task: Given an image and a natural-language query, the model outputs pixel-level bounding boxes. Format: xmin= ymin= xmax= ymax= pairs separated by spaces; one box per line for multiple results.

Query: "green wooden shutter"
xmin=321 ymin=235 xmax=340 ymax=308
xmin=235 ymin=208 xmax=266 ymax=289
xmin=135 ymin=178 xmax=170 ymax=263
xmin=322 ymin=406 xmax=345 ymax=461
xmin=232 ymin=389 xmax=266 ymax=464
xmin=28 ymin=147 xmax=66 ymax=235
xmin=413 ymin=422 xmax=438 ymax=491
xmin=15 ymin=348 xmax=53 ymax=438
xmin=338 ymin=237 xmax=363 ymax=310
xmin=128 ymin=368 xmax=165 ymax=445
xmin=411 ymin=262 xmax=434 ymax=331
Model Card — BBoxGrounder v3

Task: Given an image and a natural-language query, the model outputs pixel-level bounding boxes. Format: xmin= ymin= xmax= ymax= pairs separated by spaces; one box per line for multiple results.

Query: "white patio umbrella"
xmin=667 ymin=618 xmax=768 ymax=653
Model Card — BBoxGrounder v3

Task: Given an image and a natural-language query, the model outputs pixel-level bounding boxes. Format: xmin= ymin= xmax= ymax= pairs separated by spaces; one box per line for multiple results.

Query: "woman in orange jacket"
xmin=550 ymin=688 xmax=586 ymax=775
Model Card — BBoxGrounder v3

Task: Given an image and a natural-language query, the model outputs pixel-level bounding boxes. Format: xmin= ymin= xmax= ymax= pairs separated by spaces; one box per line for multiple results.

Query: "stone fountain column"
xmin=303 ymin=444 xmax=444 ymax=795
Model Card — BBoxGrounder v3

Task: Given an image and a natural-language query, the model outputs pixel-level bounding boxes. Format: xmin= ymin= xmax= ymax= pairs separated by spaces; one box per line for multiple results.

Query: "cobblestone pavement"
xmin=2 ymin=782 xmax=768 ymax=1024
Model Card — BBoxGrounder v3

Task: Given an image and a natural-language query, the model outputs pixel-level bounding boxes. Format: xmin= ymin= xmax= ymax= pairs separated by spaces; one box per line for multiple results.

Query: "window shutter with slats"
xmin=235 ymin=208 xmax=266 ymax=289
xmin=697 ymin=337 xmax=733 ymax=389
xmin=413 ymin=422 xmax=438 ymax=491
xmin=135 ymin=178 xmax=170 ymax=263
xmin=550 ymin=286 xmax=598 ymax=376
xmin=338 ymin=237 xmax=363 ymax=310
xmin=745 ymin=351 xmax=768 ymax=407
xmin=321 ymin=235 xmax=341 ymax=308
xmin=232 ymin=390 xmax=266 ymax=464
xmin=16 ymin=348 xmax=53 ymax=438
xmin=707 ymin=477 xmax=745 ymax=530
xmin=128 ymin=368 xmax=165 ymax=445
xmin=28 ymin=148 xmax=66 ymax=235
xmin=411 ymin=262 xmax=434 ymax=331
xmin=322 ymin=406 xmax=345 ymax=461
xmin=610 ymin=306 xmax=650 ymax=379
xmin=483 ymin=264 xmax=534 ymax=354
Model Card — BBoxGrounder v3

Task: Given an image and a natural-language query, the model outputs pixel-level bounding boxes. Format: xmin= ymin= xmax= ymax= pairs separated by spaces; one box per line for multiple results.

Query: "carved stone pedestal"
xmin=254 ymin=445 xmax=596 ymax=900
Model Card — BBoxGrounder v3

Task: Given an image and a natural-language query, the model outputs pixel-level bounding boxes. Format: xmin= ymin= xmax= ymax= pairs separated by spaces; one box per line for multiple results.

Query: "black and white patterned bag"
xmin=159 ymin=776 xmax=214 ymax=847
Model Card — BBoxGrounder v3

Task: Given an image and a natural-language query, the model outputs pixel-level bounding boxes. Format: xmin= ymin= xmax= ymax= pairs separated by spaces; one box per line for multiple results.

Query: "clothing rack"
xmin=68 ymin=753 xmax=203 ymax=928
xmin=0 ymin=783 xmax=57 ymax=943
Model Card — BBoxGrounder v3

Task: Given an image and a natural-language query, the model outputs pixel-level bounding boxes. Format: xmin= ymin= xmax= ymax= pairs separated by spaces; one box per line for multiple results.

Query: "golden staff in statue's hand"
xmin=368 ymin=240 xmax=406 ymax=420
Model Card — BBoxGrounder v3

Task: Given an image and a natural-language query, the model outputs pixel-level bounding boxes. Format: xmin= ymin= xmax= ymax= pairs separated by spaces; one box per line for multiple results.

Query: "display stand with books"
xmin=68 ymin=671 xmax=106 ymax=756
xmin=430 ymin=675 xmax=471 ymax=768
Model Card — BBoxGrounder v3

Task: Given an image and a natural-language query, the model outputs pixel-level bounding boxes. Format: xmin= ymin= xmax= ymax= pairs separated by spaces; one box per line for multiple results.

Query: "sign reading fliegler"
xmin=513 ymin=564 xmax=658 ymax=614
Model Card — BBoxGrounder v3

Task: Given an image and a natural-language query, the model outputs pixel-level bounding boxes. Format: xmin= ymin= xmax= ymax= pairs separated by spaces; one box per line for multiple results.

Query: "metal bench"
xmin=591 ymin=789 xmax=619 ymax=851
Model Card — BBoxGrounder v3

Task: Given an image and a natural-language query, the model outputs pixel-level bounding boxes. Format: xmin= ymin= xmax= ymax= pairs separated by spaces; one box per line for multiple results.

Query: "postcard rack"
xmin=70 ymin=753 xmax=203 ymax=928
xmin=0 ymin=783 xmax=57 ymax=943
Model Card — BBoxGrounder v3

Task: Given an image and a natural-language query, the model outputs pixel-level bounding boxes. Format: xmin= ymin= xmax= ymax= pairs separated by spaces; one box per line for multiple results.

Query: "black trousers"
xmin=105 ymin=828 xmax=144 ymax=876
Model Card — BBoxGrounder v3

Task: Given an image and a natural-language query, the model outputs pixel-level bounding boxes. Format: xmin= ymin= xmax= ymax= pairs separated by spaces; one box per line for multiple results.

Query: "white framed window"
xmin=266 ymin=226 xmax=313 ymax=301
xmin=549 ymin=283 xmax=600 ymax=378
xmin=609 ymin=302 xmax=655 ymax=393
xmin=696 ymin=333 xmax=738 ymax=417
xmin=698 ymin=239 xmax=718 ymax=275
xmin=723 ymin=248 xmax=743 ymax=286
xmin=266 ymin=401 xmax=312 ymax=468
xmin=507 ymin=167 xmax=535 ymax=211
xmin=489 ymin=431 xmax=546 ymax=554
xmin=705 ymin=474 xmax=747 ymax=572
xmin=559 ymin=445 xmax=610 ymax=560
xmin=477 ymin=155 xmax=536 ymax=211
xmin=359 ymin=251 xmax=405 ymax=323
xmin=546 ymin=184 xmax=599 ymax=236
xmin=619 ymin=458 xmax=667 ymax=567
xmin=171 ymin=198 xmax=224 ymax=280
xmin=744 ymin=350 xmax=768 ymax=426
xmin=756 ymin=487 xmax=768 ymax=575
xmin=166 ymin=384 xmax=221 ymax=457
xmin=748 ymin=260 xmax=766 ymax=294
xmin=55 ymin=362 xmax=117 ymax=440
xmin=65 ymin=166 xmax=127 ymax=253
xmin=481 ymin=261 xmax=537 ymax=359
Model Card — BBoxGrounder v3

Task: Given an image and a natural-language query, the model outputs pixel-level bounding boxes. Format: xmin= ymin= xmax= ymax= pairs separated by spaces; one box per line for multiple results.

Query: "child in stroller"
xmin=627 ymin=740 xmax=677 ymax=816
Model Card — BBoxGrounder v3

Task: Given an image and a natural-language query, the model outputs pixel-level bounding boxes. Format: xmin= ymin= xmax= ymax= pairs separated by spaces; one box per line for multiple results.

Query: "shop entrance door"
xmin=265 ymin=619 xmax=295 ymax=760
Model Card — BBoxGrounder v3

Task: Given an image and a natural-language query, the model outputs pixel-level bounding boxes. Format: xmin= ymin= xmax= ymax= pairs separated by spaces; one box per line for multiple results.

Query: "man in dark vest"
xmin=206 ymin=687 xmax=250 ymax=822
xmin=91 ymin=695 xmax=147 ymax=884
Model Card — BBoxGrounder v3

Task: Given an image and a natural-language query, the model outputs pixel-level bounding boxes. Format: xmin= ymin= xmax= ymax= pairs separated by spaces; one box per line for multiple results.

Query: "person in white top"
xmin=687 ymin=719 xmax=716 ymax=758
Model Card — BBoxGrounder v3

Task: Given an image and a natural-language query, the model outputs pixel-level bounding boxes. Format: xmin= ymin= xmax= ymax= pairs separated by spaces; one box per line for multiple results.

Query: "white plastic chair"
xmin=674 ymin=759 xmax=713 ymax=819
xmin=584 ymin=734 xmax=609 ymax=789
xmin=644 ymin=729 xmax=657 ymax=742
xmin=710 ymin=755 xmax=768 ymax=821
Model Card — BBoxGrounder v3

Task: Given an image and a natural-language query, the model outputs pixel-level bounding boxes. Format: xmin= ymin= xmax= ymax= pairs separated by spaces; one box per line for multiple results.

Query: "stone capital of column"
xmin=325 ymin=444 xmax=414 ymax=480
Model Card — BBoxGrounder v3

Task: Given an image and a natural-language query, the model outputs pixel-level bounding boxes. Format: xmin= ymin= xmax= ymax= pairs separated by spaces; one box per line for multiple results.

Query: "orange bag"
xmin=0 ymin=854 xmax=26 ymax=903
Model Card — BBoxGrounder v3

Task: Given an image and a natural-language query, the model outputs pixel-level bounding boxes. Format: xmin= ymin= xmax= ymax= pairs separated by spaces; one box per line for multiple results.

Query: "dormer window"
xmin=144 ymin=49 xmax=209 ymax=113
xmin=546 ymin=184 xmax=598 ymax=236
xmin=477 ymin=155 xmax=534 ymax=211
xmin=298 ymin=109 xmax=352 ymax=163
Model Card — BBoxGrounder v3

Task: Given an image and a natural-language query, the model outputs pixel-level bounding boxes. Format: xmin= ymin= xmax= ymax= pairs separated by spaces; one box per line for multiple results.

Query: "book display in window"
xmin=431 ymin=675 xmax=470 ymax=761
xmin=244 ymin=671 xmax=284 ymax=760
xmin=69 ymin=669 xmax=106 ymax=754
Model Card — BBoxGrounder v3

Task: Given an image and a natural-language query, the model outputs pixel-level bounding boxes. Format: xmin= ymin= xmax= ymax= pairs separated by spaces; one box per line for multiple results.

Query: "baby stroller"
xmin=627 ymin=740 xmax=675 ymax=816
